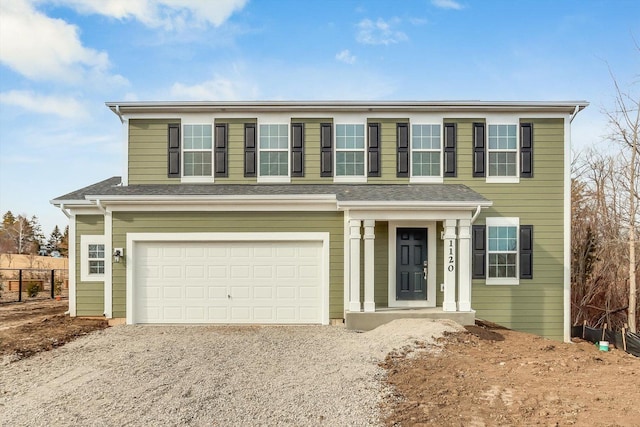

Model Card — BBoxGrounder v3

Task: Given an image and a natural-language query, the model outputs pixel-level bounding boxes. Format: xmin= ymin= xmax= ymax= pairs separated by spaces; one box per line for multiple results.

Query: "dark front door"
xmin=396 ymin=228 xmax=428 ymax=300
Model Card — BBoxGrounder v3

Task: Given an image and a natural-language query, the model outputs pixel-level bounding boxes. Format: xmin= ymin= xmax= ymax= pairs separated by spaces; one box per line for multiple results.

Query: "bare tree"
xmin=604 ymin=63 xmax=640 ymax=332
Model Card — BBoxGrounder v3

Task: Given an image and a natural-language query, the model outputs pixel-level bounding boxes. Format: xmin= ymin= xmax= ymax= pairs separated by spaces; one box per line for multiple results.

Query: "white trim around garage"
xmin=125 ymin=232 xmax=331 ymax=325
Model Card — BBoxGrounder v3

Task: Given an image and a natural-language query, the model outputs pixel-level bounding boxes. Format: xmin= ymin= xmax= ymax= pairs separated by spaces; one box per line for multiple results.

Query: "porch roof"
xmin=51 ymin=176 xmax=491 ymax=207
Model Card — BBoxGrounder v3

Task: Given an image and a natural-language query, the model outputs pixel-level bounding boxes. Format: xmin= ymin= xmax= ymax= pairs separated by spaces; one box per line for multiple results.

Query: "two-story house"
xmin=51 ymin=101 xmax=587 ymax=341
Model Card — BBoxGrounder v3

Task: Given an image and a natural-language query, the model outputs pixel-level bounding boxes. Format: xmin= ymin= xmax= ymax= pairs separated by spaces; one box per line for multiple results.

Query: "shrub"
xmin=26 ymin=282 xmax=40 ymax=298
xmin=54 ymin=279 xmax=63 ymax=296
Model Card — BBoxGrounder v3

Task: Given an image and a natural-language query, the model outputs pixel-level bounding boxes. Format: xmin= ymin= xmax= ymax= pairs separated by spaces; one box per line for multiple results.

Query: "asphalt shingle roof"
xmin=52 ymin=177 xmax=490 ymax=204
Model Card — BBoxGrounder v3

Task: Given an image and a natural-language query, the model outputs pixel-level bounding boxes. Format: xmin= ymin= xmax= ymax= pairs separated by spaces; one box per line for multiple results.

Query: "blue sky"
xmin=0 ymin=0 xmax=639 ymax=235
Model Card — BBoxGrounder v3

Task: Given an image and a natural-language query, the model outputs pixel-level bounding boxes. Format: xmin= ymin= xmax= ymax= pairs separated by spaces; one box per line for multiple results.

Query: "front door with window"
xmin=396 ymin=228 xmax=428 ymax=300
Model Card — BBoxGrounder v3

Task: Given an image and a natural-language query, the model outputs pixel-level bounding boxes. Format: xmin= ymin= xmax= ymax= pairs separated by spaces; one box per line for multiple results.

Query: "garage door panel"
xmin=208 ymin=287 xmax=227 ymax=299
xmin=135 ymin=240 xmax=323 ymax=324
xmin=162 ymin=265 xmax=182 ymax=278
xmin=231 ymin=265 xmax=250 ymax=278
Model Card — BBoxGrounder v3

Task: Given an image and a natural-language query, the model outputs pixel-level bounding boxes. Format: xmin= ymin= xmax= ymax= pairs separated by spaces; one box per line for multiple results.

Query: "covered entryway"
xmin=127 ymin=233 xmax=330 ymax=325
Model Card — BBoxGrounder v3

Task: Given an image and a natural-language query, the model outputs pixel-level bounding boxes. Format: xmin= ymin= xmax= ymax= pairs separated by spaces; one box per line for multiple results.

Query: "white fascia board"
xmin=337 ymin=200 xmax=492 ymax=210
xmin=84 ymin=195 xmax=339 ymax=212
xmin=50 ymin=199 xmax=94 ymax=207
xmin=107 ymin=101 xmax=589 ymax=117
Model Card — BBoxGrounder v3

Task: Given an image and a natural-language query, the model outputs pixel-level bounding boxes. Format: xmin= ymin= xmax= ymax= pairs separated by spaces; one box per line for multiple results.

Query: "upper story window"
xmin=335 ymin=124 xmax=365 ymax=180
xmin=183 ymin=124 xmax=213 ymax=177
xmin=259 ymin=124 xmax=289 ymax=180
xmin=411 ymin=124 xmax=442 ymax=182
xmin=487 ymin=124 xmax=517 ymax=179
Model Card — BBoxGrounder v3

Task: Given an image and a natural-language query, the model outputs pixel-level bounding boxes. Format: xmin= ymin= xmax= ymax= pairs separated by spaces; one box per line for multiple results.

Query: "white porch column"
xmin=349 ymin=219 xmax=362 ymax=312
xmin=363 ymin=220 xmax=376 ymax=312
xmin=457 ymin=219 xmax=472 ymax=312
xmin=443 ymin=219 xmax=457 ymax=312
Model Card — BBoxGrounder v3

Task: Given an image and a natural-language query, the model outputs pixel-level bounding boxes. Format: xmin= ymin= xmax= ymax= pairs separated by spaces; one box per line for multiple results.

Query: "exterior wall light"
xmin=113 ymin=248 xmax=123 ymax=263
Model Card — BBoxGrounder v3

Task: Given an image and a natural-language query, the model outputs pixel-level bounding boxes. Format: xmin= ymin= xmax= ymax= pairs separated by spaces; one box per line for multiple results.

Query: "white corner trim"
xmin=563 ymin=113 xmax=572 ymax=342
xmin=121 ymin=118 xmax=129 ymax=186
xmin=125 ymin=232 xmax=331 ymax=326
xmin=68 ymin=213 xmax=77 ymax=316
xmin=104 ymin=211 xmax=113 ymax=318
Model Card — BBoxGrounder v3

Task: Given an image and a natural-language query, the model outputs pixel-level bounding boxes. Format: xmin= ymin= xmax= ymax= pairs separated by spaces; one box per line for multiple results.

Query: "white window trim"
xmin=257 ymin=123 xmax=291 ymax=183
xmin=334 ymin=123 xmax=367 ymax=183
xmin=486 ymin=123 xmax=519 ymax=184
xmin=486 ymin=217 xmax=520 ymax=285
xmin=80 ymin=235 xmax=106 ymax=282
xmin=181 ymin=123 xmax=215 ymax=184
xmin=410 ymin=123 xmax=444 ymax=184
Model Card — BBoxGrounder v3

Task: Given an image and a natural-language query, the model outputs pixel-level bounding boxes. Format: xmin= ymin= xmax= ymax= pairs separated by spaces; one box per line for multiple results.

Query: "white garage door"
xmin=133 ymin=240 xmax=323 ymax=324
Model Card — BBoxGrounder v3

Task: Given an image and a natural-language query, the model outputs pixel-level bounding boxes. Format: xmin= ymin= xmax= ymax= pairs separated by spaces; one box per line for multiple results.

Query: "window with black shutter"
xmin=473 ymin=122 xmax=485 ymax=177
xmin=396 ymin=122 xmax=409 ymax=177
xmin=291 ymin=123 xmax=304 ymax=177
xmin=520 ymin=225 xmax=533 ymax=279
xmin=320 ymin=123 xmax=332 ymax=177
xmin=168 ymin=123 xmax=180 ymax=178
xmin=520 ymin=123 xmax=533 ymax=178
xmin=215 ymin=123 xmax=228 ymax=177
xmin=443 ymin=123 xmax=457 ymax=177
xmin=244 ymin=123 xmax=256 ymax=177
xmin=368 ymin=122 xmax=380 ymax=177
xmin=472 ymin=224 xmax=486 ymax=279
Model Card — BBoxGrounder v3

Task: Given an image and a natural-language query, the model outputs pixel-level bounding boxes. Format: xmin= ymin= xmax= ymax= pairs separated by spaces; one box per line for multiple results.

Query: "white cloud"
xmin=356 ymin=18 xmax=408 ymax=45
xmin=51 ymin=0 xmax=249 ymax=30
xmin=0 ymin=0 xmax=125 ymax=84
xmin=170 ymin=75 xmax=259 ymax=100
xmin=0 ymin=90 xmax=88 ymax=118
xmin=335 ymin=49 xmax=356 ymax=64
xmin=431 ymin=0 xmax=464 ymax=10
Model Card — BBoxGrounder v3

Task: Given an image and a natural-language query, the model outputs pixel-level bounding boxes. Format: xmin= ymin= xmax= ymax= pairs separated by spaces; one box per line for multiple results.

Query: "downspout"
xmin=569 ymin=105 xmax=580 ymax=123
xmin=58 ymin=203 xmax=71 ymax=219
xmin=470 ymin=205 xmax=482 ymax=223
xmin=114 ymin=105 xmax=124 ymax=124
xmin=95 ymin=199 xmax=106 ymax=214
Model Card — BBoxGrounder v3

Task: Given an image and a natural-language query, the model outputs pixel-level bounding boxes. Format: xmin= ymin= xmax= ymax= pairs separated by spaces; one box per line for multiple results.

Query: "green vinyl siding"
xmin=75 ymin=215 xmax=105 ymax=316
xmin=215 ymin=119 xmax=256 ymax=183
xmin=129 ymin=119 xmax=180 ymax=185
xmin=111 ymin=211 xmax=344 ymax=319
xmin=290 ymin=118 xmax=333 ymax=183
xmin=368 ymin=119 xmax=410 ymax=183
xmin=446 ymin=118 xmax=566 ymax=340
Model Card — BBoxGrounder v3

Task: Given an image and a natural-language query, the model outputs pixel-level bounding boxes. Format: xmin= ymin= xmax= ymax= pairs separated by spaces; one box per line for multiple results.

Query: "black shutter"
xmin=368 ymin=122 xmax=380 ymax=177
xmin=443 ymin=123 xmax=457 ymax=177
xmin=520 ymin=123 xmax=533 ymax=178
xmin=520 ymin=225 xmax=533 ymax=279
xmin=320 ymin=123 xmax=332 ymax=177
xmin=472 ymin=225 xmax=486 ymax=279
xmin=168 ymin=123 xmax=180 ymax=178
xmin=291 ymin=123 xmax=304 ymax=177
xmin=397 ymin=122 xmax=409 ymax=177
xmin=244 ymin=123 xmax=256 ymax=177
xmin=473 ymin=122 xmax=485 ymax=177
xmin=214 ymin=123 xmax=228 ymax=177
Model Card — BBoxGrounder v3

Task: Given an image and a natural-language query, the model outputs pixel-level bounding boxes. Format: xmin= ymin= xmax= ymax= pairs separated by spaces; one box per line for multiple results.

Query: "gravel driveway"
xmin=0 ymin=319 xmax=462 ymax=426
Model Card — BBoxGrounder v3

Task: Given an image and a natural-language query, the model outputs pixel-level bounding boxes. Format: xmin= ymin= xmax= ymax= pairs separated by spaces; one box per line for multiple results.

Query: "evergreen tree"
xmin=47 ymin=225 xmax=63 ymax=253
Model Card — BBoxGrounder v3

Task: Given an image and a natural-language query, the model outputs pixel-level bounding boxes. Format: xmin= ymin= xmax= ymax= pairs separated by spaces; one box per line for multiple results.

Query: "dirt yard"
xmin=382 ymin=324 xmax=640 ymax=427
xmin=0 ymin=299 xmax=108 ymax=363
xmin=1 ymin=301 xmax=638 ymax=425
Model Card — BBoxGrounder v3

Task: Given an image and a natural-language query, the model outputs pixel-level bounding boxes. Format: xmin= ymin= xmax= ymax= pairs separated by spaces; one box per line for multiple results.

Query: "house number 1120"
xmin=448 ymin=240 xmax=455 ymax=272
